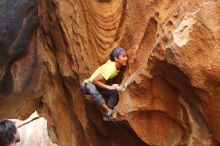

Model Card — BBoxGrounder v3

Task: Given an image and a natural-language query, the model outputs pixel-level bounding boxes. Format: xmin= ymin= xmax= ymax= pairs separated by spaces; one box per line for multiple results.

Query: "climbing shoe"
xmin=103 ymin=109 xmax=113 ymax=122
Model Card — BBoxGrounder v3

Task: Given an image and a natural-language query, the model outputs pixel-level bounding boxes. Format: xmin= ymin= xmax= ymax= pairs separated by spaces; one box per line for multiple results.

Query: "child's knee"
xmin=112 ymin=90 xmax=119 ymax=97
xmin=94 ymin=97 xmax=105 ymax=105
xmin=80 ymin=82 xmax=87 ymax=94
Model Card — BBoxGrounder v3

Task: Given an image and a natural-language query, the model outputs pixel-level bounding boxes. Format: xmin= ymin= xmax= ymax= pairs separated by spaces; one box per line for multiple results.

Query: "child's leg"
xmin=80 ymin=82 xmax=88 ymax=94
xmin=99 ymin=89 xmax=119 ymax=109
xmin=99 ymin=104 xmax=110 ymax=114
xmin=86 ymin=82 xmax=110 ymax=115
xmin=107 ymin=90 xmax=119 ymax=109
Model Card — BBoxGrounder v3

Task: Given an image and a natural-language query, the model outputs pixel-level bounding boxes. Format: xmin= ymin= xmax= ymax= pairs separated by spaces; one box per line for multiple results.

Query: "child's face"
xmin=7 ymin=131 xmax=20 ymax=146
xmin=115 ymin=51 xmax=128 ymax=66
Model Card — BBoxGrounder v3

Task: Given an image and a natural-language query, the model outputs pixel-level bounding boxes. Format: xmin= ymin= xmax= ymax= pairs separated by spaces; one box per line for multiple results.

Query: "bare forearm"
xmin=92 ymin=80 xmax=111 ymax=90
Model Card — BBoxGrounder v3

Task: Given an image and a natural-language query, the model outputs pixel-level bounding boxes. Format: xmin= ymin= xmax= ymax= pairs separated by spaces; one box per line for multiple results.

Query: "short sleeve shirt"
xmin=85 ymin=60 xmax=119 ymax=83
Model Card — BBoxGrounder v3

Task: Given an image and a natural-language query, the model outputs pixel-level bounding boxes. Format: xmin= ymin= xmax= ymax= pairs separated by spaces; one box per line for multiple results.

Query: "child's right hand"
xmin=109 ymin=84 xmax=120 ymax=90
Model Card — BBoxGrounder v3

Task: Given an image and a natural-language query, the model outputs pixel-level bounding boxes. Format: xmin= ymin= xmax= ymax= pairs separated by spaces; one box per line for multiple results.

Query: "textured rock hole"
xmin=173 ymin=12 xmax=179 ymax=19
xmin=167 ymin=21 xmax=173 ymax=27
xmin=165 ymin=47 xmax=175 ymax=58
xmin=162 ymin=36 xmax=168 ymax=43
xmin=180 ymin=25 xmax=188 ymax=32
xmin=154 ymin=12 xmax=160 ymax=19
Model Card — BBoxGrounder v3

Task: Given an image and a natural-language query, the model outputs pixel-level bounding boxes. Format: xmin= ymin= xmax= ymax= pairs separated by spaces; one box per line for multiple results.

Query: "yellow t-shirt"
xmin=85 ymin=60 xmax=119 ymax=83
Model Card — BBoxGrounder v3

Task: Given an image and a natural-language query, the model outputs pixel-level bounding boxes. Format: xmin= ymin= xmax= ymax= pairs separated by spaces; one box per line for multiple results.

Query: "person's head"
xmin=110 ymin=47 xmax=128 ymax=68
xmin=0 ymin=120 xmax=20 ymax=146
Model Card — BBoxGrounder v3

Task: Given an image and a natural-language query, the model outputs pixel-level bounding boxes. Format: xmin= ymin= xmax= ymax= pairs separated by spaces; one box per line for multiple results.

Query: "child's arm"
xmin=92 ymin=74 xmax=119 ymax=90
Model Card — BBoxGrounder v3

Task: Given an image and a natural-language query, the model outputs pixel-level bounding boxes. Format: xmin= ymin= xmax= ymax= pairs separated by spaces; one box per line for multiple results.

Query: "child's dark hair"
xmin=110 ymin=48 xmax=116 ymax=61
xmin=109 ymin=47 xmax=125 ymax=61
xmin=0 ymin=120 xmax=17 ymax=146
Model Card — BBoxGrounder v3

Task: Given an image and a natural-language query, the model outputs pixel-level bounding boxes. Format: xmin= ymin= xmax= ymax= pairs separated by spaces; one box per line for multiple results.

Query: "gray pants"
xmin=81 ymin=82 xmax=119 ymax=109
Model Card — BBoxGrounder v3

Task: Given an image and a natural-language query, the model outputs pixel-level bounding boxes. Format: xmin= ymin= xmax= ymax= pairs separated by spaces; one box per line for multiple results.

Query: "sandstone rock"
xmin=0 ymin=0 xmax=220 ymax=146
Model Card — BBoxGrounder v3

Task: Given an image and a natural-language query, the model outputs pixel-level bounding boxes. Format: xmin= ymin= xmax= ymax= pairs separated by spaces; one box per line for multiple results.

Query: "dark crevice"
xmin=149 ymin=60 xmax=214 ymax=143
xmin=85 ymin=100 xmax=150 ymax=146
xmin=0 ymin=0 xmax=38 ymax=95
xmin=17 ymin=116 xmax=41 ymax=129
xmin=61 ymin=76 xmax=90 ymax=145
xmin=150 ymin=60 xmax=203 ymax=106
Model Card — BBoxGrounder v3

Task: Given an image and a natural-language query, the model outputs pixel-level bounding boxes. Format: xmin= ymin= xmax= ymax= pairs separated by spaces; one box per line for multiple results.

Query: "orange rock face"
xmin=0 ymin=0 xmax=220 ymax=146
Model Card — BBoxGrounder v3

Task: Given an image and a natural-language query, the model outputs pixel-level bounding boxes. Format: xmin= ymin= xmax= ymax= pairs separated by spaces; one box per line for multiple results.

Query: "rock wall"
xmin=14 ymin=111 xmax=57 ymax=146
xmin=0 ymin=0 xmax=220 ymax=146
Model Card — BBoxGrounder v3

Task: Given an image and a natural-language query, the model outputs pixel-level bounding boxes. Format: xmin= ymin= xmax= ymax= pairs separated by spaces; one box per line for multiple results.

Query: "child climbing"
xmin=81 ymin=47 xmax=128 ymax=121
